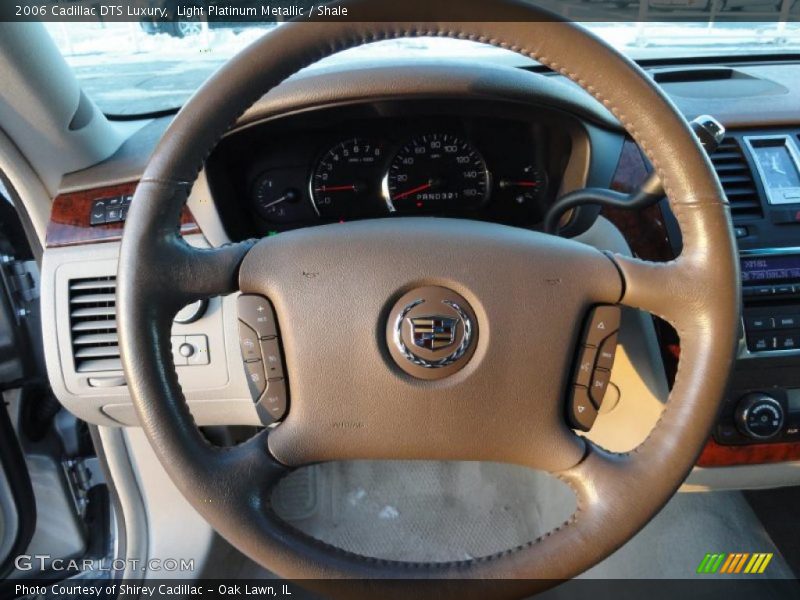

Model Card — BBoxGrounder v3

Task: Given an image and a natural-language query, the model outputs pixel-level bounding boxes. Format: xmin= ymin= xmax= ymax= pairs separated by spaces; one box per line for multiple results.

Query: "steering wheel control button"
xmin=236 ymin=294 xmax=289 ymax=423
xmin=575 ymin=346 xmax=597 ymax=387
xmin=596 ymin=332 xmax=619 ymax=371
xmin=238 ymin=321 xmax=262 ymax=362
xmin=260 ymin=338 xmax=285 ymax=379
xmin=257 ymin=378 xmax=288 ymax=422
xmin=238 ymin=294 xmax=278 ymax=339
xmin=569 ymin=386 xmax=598 ymax=432
xmin=568 ymin=306 xmax=621 ymax=429
xmin=386 ymin=286 xmax=478 ymax=380
xmin=584 ymin=305 xmax=621 ymax=347
xmin=589 ymin=368 xmax=611 ymax=408
xmin=244 ymin=360 xmax=268 ymax=400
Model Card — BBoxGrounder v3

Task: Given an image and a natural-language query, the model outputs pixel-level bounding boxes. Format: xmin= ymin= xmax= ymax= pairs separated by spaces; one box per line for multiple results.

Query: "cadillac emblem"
xmin=386 ymin=286 xmax=478 ymax=379
xmin=409 ymin=315 xmax=458 ymax=350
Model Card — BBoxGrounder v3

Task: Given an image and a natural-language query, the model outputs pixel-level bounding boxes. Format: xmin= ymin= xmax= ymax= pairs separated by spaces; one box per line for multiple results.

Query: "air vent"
xmin=652 ymin=67 xmax=734 ymax=84
xmin=68 ymin=276 xmax=120 ymax=373
xmin=708 ymin=137 xmax=762 ymax=220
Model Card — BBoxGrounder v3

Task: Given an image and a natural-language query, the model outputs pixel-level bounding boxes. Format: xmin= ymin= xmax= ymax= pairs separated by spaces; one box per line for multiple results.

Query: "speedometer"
xmin=384 ymin=134 xmax=489 ymax=213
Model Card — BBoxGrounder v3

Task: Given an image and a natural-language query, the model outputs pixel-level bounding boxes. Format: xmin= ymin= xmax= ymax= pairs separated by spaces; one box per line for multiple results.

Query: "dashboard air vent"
xmin=708 ymin=137 xmax=762 ymax=220
xmin=68 ymin=276 xmax=120 ymax=372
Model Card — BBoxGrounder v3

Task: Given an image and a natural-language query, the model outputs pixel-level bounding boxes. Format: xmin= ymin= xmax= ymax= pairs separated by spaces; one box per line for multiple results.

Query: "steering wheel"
xmin=117 ymin=0 xmax=739 ymax=592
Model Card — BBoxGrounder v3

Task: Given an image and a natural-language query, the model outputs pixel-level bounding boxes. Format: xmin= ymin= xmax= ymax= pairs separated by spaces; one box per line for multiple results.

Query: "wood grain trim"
xmin=602 ymin=138 xmax=673 ymax=262
xmin=697 ymin=437 xmax=800 ymax=468
xmin=46 ymin=181 xmax=200 ymax=248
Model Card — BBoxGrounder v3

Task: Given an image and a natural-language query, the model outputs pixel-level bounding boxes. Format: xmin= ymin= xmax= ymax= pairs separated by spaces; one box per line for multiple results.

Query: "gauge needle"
xmin=500 ymin=179 xmax=539 ymax=189
xmin=315 ymin=184 xmax=358 ymax=193
xmin=394 ymin=182 xmax=433 ymax=201
xmin=262 ymin=191 xmax=297 ymax=209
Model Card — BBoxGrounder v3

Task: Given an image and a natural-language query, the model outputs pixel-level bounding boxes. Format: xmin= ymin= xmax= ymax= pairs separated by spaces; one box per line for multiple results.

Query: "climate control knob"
xmin=735 ymin=393 xmax=785 ymax=440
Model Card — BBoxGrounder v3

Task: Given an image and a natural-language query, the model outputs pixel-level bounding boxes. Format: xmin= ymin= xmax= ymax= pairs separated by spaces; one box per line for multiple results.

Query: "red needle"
xmin=315 ymin=184 xmax=356 ymax=192
xmin=393 ymin=182 xmax=432 ymax=201
xmin=507 ymin=180 xmax=539 ymax=187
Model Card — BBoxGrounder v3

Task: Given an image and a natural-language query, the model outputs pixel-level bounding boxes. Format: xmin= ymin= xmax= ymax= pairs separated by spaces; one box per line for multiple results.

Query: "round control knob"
xmin=735 ymin=393 xmax=784 ymax=440
xmin=178 ymin=343 xmax=195 ymax=358
xmin=174 ymin=299 xmax=208 ymax=324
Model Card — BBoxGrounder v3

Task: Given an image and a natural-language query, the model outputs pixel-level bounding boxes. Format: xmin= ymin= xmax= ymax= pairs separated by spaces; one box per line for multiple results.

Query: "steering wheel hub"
xmin=387 ymin=285 xmax=478 ymax=379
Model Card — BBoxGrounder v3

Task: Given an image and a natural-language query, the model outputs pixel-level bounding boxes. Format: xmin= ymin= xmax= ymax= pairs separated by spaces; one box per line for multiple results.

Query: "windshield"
xmin=47 ymin=20 xmax=800 ymax=116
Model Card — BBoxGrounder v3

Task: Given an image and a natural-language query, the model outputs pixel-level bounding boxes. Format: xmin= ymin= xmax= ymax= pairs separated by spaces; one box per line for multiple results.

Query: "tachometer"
xmin=310 ymin=138 xmax=385 ymax=219
xmin=384 ymin=134 xmax=489 ymax=213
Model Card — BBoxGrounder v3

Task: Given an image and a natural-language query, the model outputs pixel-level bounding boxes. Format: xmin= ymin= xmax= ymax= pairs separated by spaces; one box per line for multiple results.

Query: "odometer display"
xmin=384 ymin=134 xmax=489 ymax=213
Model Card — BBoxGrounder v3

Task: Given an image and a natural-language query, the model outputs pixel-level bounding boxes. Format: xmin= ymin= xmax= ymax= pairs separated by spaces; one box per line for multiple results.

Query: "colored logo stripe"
xmin=697 ymin=553 xmax=773 ymax=574
xmin=697 ymin=553 xmax=725 ymax=574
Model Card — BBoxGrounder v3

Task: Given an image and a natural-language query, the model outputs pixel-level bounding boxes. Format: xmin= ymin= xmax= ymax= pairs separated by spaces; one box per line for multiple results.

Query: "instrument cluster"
xmin=206 ymin=106 xmax=569 ymax=237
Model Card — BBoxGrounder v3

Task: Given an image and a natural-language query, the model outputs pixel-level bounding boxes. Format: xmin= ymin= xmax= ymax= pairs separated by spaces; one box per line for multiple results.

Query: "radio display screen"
xmin=741 ymin=254 xmax=800 ymax=283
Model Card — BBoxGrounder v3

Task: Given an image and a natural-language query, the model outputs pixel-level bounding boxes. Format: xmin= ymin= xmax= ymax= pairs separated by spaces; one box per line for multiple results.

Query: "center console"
xmin=708 ymin=131 xmax=800 ymax=457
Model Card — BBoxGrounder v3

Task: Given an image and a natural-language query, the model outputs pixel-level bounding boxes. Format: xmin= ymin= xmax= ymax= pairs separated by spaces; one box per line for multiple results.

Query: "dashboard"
xmin=36 ymin=57 xmax=800 ymax=491
xmin=204 ymin=100 xmax=583 ymax=239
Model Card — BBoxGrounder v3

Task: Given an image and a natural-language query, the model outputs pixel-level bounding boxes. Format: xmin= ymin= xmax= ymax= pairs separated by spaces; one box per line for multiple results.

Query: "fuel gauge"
xmin=498 ymin=165 xmax=547 ymax=208
xmin=252 ymin=169 xmax=314 ymax=224
xmin=491 ymin=165 xmax=548 ymax=224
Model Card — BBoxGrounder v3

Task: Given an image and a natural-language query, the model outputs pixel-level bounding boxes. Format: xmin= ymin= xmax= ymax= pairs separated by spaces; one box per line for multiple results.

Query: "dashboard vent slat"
xmin=68 ymin=276 xmax=121 ymax=373
xmin=69 ymin=293 xmax=116 ymax=305
xmin=69 ymin=279 xmax=116 ymax=292
xmin=707 ymin=137 xmax=763 ymax=221
xmin=72 ymin=319 xmax=118 ymax=332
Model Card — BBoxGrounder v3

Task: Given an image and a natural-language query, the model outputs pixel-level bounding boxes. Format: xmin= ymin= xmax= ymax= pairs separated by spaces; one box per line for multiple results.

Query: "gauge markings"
xmin=385 ymin=133 xmax=489 ymax=212
xmin=310 ymin=138 xmax=384 ymax=219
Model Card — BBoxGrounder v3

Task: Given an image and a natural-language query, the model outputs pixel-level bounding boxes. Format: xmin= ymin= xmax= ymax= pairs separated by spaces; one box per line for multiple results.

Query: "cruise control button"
xmin=589 ymin=369 xmax=611 ymax=408
xmin=258 ymin=378 xmax=287 ymax=421
xmin=568 ymin=386 xmax=597 ymax=432
xmin=596 ymin=333 xmax=618 ymax=371
xmin=243 ymin=360 xmax=267 ymax=401
xmin=238 ymin=294 xmax=278 ymax=339
xmin=574 ymin=346 xmax=597 ymax=387
xmin=260 ymin=337 xmax=285 ymax=379
xmin=237 ymin=321 xmax=261 ymax=362
xmin=585 ymin=306 xmax=621 ymax=347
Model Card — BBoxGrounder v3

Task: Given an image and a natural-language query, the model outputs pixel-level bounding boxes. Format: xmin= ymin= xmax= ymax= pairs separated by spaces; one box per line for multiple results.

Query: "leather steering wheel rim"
xmin=117 ymin=0 xmax=740 ymax=592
